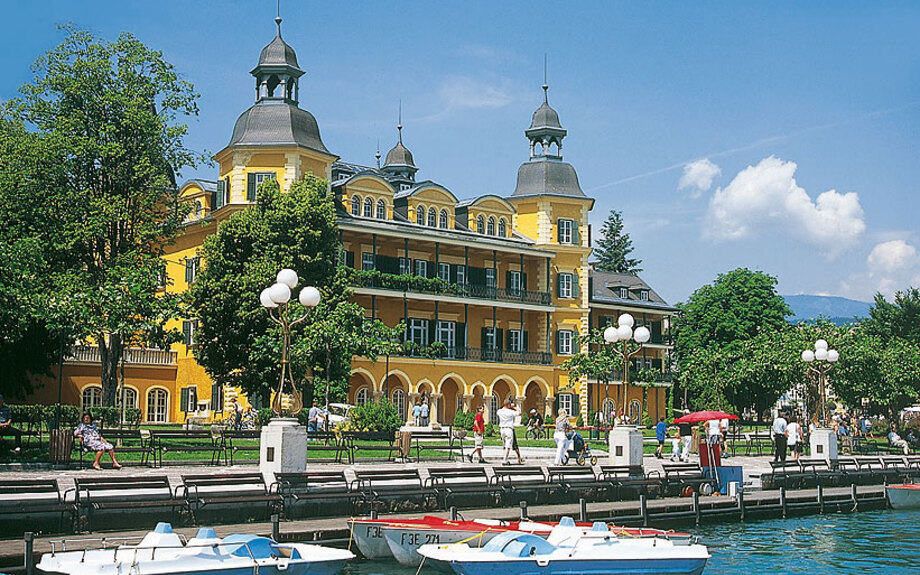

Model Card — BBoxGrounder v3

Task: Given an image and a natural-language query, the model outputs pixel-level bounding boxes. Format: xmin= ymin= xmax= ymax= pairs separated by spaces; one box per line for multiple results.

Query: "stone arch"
xmin=488 ymin=375 xmax=519 ymax=397
xmin=438 ymin=376 xmax=463 ymax=425
xmin=348 ymin=369 xmax=375 ymax=404
xmin=489 ymin=378 xmax=516 ymax=425
xmin=522 ymin=380 xmax=547 ymax=417
xmin=380 ymin=369 xmax=410 ymax=391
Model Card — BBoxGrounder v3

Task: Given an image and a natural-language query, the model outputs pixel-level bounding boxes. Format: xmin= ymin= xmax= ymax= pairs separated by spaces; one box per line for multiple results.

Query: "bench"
xmin=351 ymin=469 xmax=437 ymax=512
xmin=599 ymin=465 xmax=661 ymax=499
xmin=546 ymin=465 xmax=610 ymax=500
xmin=0 ymin=479 xmax=74 ymax=534
xmin=854 ymin=456 xmax=899 ymax=484
xmin=881 ymin=456 xmax=919 ymax=481
xmin=345 ymin=431 xmax=399 ymax=461
xmin=73 ymin=475 xmax=180 ymax=531
xmin=490 ymin=466 xmax=552 ymax=505
xmin=407 ymin=428 xmax=465 ymax=461
xmin=180 ymin=473 xmax=281 ymax=523
xmin=219 ymin=429 xmax=260 ymax=466
xmin=425 ymin=467 xmax=502 ymax=509
xmin=662 ymin=463 xmax=714 ymax=496
xmin=306 ymin=431 xmax=353 ymax=463
xmin=272 ymin=471 xmax=357 ymax=518
xmin=798 ymin=459 xmax=838 ymax=487
xmin=75 ymin=428 xmax=153 ymax=467
xmin=762 ymin=461 xmax=808 ymax=490
xmin=836 ymin=457 xmax=875 ymax=486
xmin=150 ymin=429 xmax=220 ymax=467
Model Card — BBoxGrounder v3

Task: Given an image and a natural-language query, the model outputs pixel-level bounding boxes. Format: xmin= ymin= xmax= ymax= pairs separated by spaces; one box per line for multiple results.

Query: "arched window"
xmin=427 ymin=207 xmax=437 ymax=227
xmin=628 ymin=399 xmax=642 ymax=424
xmin=81 ymin=386 xmax=102 ymax=411
xmin=147 ymin=388 xmax=169 ymax=423
xmin=392 ymin=388 xmax=406 ymax=420
xmin=363 ymin=197 xmax=373 ymax=217
xmin=489 ymin=393 xmax=500 ymax=425
xmin=117 ymin=388 xmax=138 ymax=410
xmin=498 ymin=218 xmax=507 ymax=237
xmin=194 ymin=201 xmax=203 ymax=218
xmin=355 ymin=387 xmax=369 ymax=407
xmin=477 ymin=215 xmax=485 ymax=234
xmin=376 ymin=199 xmax=386 ymax=219
xmin=487 ymin=216 xmax=496 ymax=236
xmin=351 ymin=196 xmax=361 ymax=216
xmin=416 ymin=206 xmax=425 ymax=225
xmin=439 ymin=209 xmax=449 ymax=229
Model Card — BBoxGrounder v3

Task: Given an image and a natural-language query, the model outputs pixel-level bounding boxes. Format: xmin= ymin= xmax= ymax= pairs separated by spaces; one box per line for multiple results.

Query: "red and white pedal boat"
xmin=887 ymin=483 xmax=920 ymax=509
xmin=347 ymin=516 xmax=691 ymax=567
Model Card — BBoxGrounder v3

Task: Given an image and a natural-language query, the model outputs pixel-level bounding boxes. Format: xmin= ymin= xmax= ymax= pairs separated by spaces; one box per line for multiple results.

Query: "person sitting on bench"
xmin=74 ymin=412 xmax=122 ymax=470
xmin=0 ymin=395 xmax=22 ymax=454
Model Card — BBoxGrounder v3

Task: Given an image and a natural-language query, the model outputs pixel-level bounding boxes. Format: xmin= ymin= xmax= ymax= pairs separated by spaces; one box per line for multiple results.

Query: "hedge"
xmin=8 ymin=404 xmax=142 ymax=429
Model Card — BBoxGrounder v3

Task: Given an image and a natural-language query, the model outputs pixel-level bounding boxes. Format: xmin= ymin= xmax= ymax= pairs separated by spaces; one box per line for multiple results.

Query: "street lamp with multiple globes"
xmin=801 ymin=339 xmax=839 ymax=425
xmin=603 ymin=313 xmax=651 ymax=422
xmin=259 ymin=269 xmax=321 ymax=417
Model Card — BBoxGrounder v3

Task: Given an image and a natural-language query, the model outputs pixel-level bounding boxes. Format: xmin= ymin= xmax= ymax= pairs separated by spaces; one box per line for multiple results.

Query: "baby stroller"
xmin=561 ymin=431 xmax=598 ymax=466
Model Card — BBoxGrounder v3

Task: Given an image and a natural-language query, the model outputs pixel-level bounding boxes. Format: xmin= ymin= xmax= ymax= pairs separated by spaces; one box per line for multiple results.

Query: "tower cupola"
xmin=381 ymin=106 xmax=418 ymax=183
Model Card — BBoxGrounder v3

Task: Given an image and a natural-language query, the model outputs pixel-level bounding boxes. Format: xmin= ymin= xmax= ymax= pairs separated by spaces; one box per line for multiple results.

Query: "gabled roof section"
xmin=455 ymin=194 xmax=516 ymax=213
xmin=589 ymin=269 xmax=676 ymax=311
xmin=393 ymin=181 xmax=458 ymax=203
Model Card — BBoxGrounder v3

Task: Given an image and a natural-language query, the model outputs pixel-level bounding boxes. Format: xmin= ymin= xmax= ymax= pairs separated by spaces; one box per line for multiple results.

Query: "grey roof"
xmin=384 ymin=140 xmax=415 ymax=168
xmin=253 ymin=18 xmax=302 ymax=74
xmin=228 ymin=100 xmax=332 ymax=155
xmin=183 ymin=179 xmax=218 ymax=193
xmin=455 ymin=194 xmax=515 ymax=210
xmin=529 ymin=99 xmax=562 ymax=131
xmin=589 ymin=269 xmax=676 ymax=311
xmin=392 ymin=180 xmax=456 ymax=201
xmin=511 ymin=156 xmax=585 ymax=198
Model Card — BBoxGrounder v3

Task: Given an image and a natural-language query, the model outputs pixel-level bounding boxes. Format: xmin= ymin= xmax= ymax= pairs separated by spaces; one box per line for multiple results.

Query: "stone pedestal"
xmin=809 ymin=427 xmax=838 ymax=462
xmin=260 ymin=417 xmax=307 ymax=485
xmin=608 ymin=426 xmax=644 ymax=467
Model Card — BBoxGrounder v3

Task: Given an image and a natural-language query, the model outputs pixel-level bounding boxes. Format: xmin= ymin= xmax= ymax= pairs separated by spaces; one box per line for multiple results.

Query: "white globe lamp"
xmin=298 ymin=286 xmax=321 ymax=308
xmin=259 ymin=287 xmax=278 ymax=309
xmin=618 ymin=313 xmax=635 ymax=328
xmin=268 ymin=282 xmax=291 ymax=305
xmin=815 ymin=348 xmax=828 ymax=361
xmin=277 ymin=268 xmax=298 ymax=289
xmin=802 ymin=349 xmax=815 ymax=362
xmin=827 ymin=349 xmax=839 ymax=362
xmin=634 ymin=326 xmax=651 ymax=343
xmin=815 ymin=339 xmax=828 ymax=351
xmin=616 ymin=325 xmax=633 ymax=341
xmin=603 ymin=325 xmax=619 ymax=343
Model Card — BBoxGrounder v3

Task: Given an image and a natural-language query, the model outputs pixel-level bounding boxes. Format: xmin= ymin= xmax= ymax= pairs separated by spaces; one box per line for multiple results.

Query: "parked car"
xmin=326 ymin=403 xmax=355 ymax=428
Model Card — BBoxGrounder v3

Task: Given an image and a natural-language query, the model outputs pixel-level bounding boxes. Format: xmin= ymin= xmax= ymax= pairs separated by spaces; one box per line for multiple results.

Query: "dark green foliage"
xmin=256 ymin=408 xmax=275 ymax=428
xmin=452 ymin=410 xmax=475 ymax=430
xmin=592 ymin=210 xmax=642 ymax=274
xmin=863 ymin=287 xmax=920 ymax=346
xmin=9 ymin=404 xmax=140 ymax=429
xmin=345 ymin=399 xmax=403 ymax=435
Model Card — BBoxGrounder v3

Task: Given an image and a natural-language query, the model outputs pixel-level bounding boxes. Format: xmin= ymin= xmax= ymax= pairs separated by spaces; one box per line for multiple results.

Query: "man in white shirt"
xmin=772 ymin=412 xmax=788 ymax=462
xmin=497 ymin=400 xmax=519 ymax=465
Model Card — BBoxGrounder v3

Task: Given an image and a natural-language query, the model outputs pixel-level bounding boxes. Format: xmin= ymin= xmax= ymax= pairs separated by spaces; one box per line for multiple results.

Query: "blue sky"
xmin=2 ymin=1 xmax=918 ymax=304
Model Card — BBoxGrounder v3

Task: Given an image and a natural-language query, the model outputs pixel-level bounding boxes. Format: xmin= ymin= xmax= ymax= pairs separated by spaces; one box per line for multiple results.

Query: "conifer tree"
xmin=593 ymin=210 xmax=642 ymax=274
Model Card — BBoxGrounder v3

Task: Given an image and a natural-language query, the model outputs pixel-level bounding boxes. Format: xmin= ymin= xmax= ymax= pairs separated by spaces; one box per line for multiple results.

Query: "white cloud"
xmin=678 ymin=158 xmax=721 ymax=198
xmin=704 ymin=156 xmax=865 ymax=257
xmin=438 ymin=76 xmax=514 ymax=110
xmin=839 ymin=239 xmax=920 ymax=300
xmin=867 ymin=240 xmax=918 ymax=273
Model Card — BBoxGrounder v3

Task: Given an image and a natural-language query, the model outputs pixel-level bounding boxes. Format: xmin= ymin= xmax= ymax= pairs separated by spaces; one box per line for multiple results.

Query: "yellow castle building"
xmin=32 ymin=15 xmax=676 ymax=426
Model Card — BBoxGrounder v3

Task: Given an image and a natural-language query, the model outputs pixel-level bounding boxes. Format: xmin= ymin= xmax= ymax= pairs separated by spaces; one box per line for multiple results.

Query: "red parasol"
xmin=673 ymin=410 xmax=739 ymax=424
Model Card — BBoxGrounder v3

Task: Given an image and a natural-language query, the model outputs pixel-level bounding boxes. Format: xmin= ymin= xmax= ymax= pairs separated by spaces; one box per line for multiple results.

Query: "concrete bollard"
xmin=519 ymin=500 xmax=528 ymax=521
xmin=737 ymin=488 xmax=745 ymax=522
xmin=271 ymin=514 xmax=280 ymax=541
xmin=449 ymin=506 xmax=458 ymax=521
xmin=24 ymin=531 xmax=34 ymax=575
xmin=639 ymin=494 xmax=648 ymax=527
xmin=817 ymin=484 xmax=825 ymax=514
xmin=579 ymin=498 xmax=587 ymax=522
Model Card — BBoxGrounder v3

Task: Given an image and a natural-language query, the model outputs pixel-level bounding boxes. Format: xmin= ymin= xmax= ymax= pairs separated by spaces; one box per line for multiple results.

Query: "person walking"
xmin=420 ymin=401 xmax=430 ymax=427
xmin=230 ymin=398 xmax=243 ymax=430
xmin=74 ymin=412 xmax=122 ymax=470
xmin=678 ymin=411 xmax=693 ymax=462
xmin=497 ymin=400 xmax=518 ymax=465
xmin=786 ymin=415 xmax=803 ymax=460
xmin=0 ymin=395 xmax=22 ymax=454
xmin=468 ymin=405 xmax=487 ymax=463
xmin=412 ymin=403 xmax=421 ymax=426
xmin=553 ymin=408 xmax=573 ymax=465
xmin=772 ymin=412 xmax=788 ymax=462
xmin=655 ymin=417 xmax=668 ymax=459
xmin=307 ymin=401 xmax=322 ymax=434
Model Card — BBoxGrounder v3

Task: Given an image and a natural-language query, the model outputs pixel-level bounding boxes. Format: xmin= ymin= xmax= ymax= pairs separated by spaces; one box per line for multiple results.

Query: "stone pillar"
xmin=371 ymin=389 xmax=383 ymax=400
xmin=608 ymin=426 xmax=644 ymax=468
xmin=260 ymin=417 xmax=308 ymax=486
xmin=810 ymin=428 xmax=838 ymax=462
xmin=514 ymin=396 xmax=527 ymax=426
xmin=544 ymin=396 xmax=555 ymax=417
xmin=461 ymin=394 xmax=474 ymax=412
xmin=430 ymin=393 xmax=443 ymax=426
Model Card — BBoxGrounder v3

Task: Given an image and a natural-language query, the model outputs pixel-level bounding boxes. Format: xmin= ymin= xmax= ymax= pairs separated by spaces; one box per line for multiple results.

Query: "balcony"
xmin=66 ymin=345 xmax=178 ymax=366
xmin=344 ymin=268 xmax=552 ymax=306
xmin=394 ymin=343 xmax=553 ymax=366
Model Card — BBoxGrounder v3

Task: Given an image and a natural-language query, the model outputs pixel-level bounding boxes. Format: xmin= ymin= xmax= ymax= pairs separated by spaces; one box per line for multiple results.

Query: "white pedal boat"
xmin=37 ymin=523 xmax=354 ymax=575
xmin=418 ymin=517 xmax=710 ymax=575
xmin=887 ymin=483 xmax=920 ymax=509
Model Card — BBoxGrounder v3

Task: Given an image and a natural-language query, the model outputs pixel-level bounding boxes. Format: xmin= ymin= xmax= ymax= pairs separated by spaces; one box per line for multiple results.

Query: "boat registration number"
xmin=401 ymin=533 xmax=441 ymax=545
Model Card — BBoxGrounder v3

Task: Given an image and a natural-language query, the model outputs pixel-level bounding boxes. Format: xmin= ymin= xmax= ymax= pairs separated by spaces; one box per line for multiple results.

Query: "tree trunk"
xmin=98 ymin=332 xmax=123 ymax=407
xmin=324 ymin=343 xmax=332 ymax=411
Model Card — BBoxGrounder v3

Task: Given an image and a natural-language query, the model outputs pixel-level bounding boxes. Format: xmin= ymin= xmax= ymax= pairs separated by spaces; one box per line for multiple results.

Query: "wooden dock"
xmin=0 ymin=484 xmax=887 ymax=574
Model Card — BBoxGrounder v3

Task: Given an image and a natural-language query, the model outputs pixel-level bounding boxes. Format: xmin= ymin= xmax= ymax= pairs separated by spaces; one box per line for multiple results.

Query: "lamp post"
xmin=802 ymin=339 xmax=839 ymax=425
xmin=602 ymin=313 xmax=651 ymax=422
xmin=259 ymin=269 xmax=321 ymax=417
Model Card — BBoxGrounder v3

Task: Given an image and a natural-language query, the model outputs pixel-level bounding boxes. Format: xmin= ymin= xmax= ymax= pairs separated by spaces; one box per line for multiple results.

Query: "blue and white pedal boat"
xmin=37 ymin=523 xmax=354 ymax=575
xmin=417 ymin=517 xmax=710 ymax=575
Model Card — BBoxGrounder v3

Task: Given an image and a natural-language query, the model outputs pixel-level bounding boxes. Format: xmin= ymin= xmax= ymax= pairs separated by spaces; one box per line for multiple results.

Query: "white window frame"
xmin=476 ymin=216 xmax=485 ymax=234
xmin=355 ymin=387 xmax=369 ymax=407
xmin=559 ymin=273 xmax=573 ymax=298
xmin=438 ymin=262 xmax=450 ymax=282
xmin=82 ymin=386 xmax=103 ymax=411
xmin=392 ymin=388 xmax=406 ymax=418
xmin=363 ymin=197 xmax=373 ymax=218
xmin=456 ymin=265 xmax=466 ymax=286
xmin=399 ymin=257 xmax=411 ymax=275
xmin=558 ymin=219 xmax=574 ymax=244
xmin=485 ymin=268 xmax=496 ymax=288
xmin=619 ymin=287 xmax=629 ymax=299
xmin=640 ymin=290 xmax=649 ymax=301
xmin=483 ymin=326 xmax=497 ymax=350
xmin=498 ymin=218 xmax=507 ymax=237
xmin=416 ymin=206 xmax=425 ymax=225
xmin=558 ymin=330 xmax=574 ymax=355
xmin=414 ymin=259 xmax=427 ymax=277
xmin=376 ymin=199 xmax=386 ymax=219
xmin=146 ymin=388 xmax=169 ymax=423
xmin=508 ymin=329 xmax=523 ymax=352
xmin=409 ymin=318 xmax=429 ymax=347
xmin=427 ymin=207 xmax=437 ymax=227
xmin=509 ymin=270 xmax=522 ymax=294
xmin=362 ymin=252 xmax=375 ymax=271
xmin=351 ymin=196 xmax=361 ymax=216
xmin=117 ymin=387 xmax=138 ymax=410
xmin=558 ymin=393 xmax=574 ymax=415
xmin=439 ymin=209 xmax=449 ymax=229
xmin=437 ymin=320 xmax=456 ymax=351
xmin=183 ymin=320 xmax=198 ymax=346
xmin=487 ymin=217 xmax=495 ymax=236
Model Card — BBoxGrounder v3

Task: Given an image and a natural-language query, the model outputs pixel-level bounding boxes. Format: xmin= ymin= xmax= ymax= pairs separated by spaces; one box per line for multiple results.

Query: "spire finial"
xmin=397 ymin=100 xmax=403 ymax=143
xmin=542 ymin=54 xmax=549 ymax=103
xmin=275 ymin=0 xmax=283 ymax=36
xmin=375 ymin=139 xmax=381 ymax=169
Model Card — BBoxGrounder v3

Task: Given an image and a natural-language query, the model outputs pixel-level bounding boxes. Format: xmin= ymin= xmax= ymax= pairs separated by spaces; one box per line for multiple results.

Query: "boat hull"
xmin=887 ymin=484 xmax=920 ymax=509
xmin=383 ymin=527 xmax=503 ymax=567
xmin=445 ymin=557 xmax=708 ymax=575
xmin=347 ymin=519 xmax=393 ymax=558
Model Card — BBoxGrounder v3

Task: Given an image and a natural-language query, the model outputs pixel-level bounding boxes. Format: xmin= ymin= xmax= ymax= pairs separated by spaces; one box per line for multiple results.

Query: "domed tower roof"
xmin=528 ymin=87 xmax=563 ymax=131
xmin=224 ymin=14 xmax=332 ymax=157
xmin=381 ymin=107 xmax=418 ymax=182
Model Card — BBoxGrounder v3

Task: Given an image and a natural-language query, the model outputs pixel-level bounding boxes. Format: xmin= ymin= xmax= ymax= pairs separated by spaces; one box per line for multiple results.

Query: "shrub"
xmin=343 ymin=399 xmax=403 ymax=435
xmin=484 ymin=422 xmax=496 ymax=437
xmin=575 ymin=415 xmax=584 ymax=427
xmin=520 ymin=411 xmax=529 ymax=426
xmin=452 ymin=410 xmax=475 ymax=431
xmin=257 ymin=408 xmax=274 ymax=428
xmin=871 ymin=418 xmax=890 ymax=437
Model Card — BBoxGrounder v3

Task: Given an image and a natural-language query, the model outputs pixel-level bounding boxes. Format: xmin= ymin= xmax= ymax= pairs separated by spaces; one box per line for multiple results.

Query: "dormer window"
xmin=498 ymin=218 xmax=507 ymax=237
xmin=477 ymin=215 xmax=485 ymax=234
xmin=619 ymin=287 xmax=629 ymax=299
xmin=640 ymin=290 xmax=649 ymax=301
xmin=427 ymin=207 xmax=437 ymax=227
xmin=351 ymin=195 xmax=361 ymax=216
xmin=487 ymin=216 xmax=495 ymax=236
xmin=416 ymin=205 xmax=425 ymax=225
xmin=439 ymin=209 xmax=449 ymax=229
xmin=363 ymin=197 xmax=373 ymax=218
xmin=376 ymin=199 xmax=386 ymax=219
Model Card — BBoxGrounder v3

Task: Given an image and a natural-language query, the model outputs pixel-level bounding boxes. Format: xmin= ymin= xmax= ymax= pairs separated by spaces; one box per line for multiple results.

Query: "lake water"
xmin=344 ymin=509 xmax=920 ymax=575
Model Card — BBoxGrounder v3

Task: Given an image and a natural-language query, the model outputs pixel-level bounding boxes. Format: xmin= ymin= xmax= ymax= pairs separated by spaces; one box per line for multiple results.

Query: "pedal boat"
xmin=887 ymin=483 xmax=920 ymax=509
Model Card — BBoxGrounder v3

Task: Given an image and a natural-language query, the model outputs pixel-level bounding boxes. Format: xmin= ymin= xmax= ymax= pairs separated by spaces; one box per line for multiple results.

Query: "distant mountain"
xmin=783 ymin=295 xmax=873 ymax=325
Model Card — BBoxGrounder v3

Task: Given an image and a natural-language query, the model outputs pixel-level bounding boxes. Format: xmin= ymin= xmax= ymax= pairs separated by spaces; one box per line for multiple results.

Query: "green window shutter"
xmin=184 ymin=260 xmax=192 ymax=283
xmin=573 ymin=393 xmax=580 ymax=417
xmin=523 ymin=331 xmax=529 ymax=351
xmin=210 ymin=384 xmax=220 ymax=411
xmin=573 ymin=271 xmax=581 ymax=299
xmin=246 ymin=173 xmax=256 ymax=201
xmin=555 ymin=330 xmax=561 ymax=354
xmin=556 ymin=273 xmax=563 ymax=298
xmin=180 ymin=388 xmax=190 ymax=413
xmin=481 ymin=327 xmax=488 ymax=349
xmin=456 ymin=323 xmax=466 ymax=348
xmin=496 ymin=329 xmax=504 ymax=350
xmin=522 ymin=273 xmax=528 ymax=291
xmin=573 ymin=221 xmax=581 ymax=245
xmin=345 ymin=251 xmax=355 ymax=268
xmin=556 ymin=219 xmax=563 ymax=243
xmin=505 ymin=271 xmax=512 ymax=289
xmin=182 ymin=321 xmax=192 ymax=345
xmin=554 ymin=395 xmax=560 ymax=414
xmin=214 ymin=180 xmax=225 ymax=209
